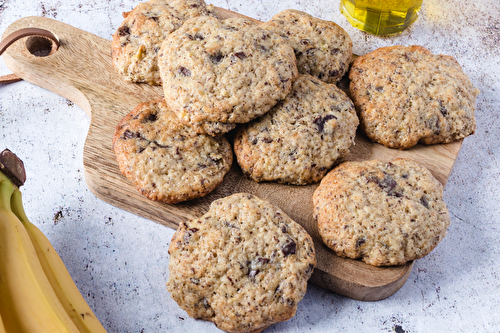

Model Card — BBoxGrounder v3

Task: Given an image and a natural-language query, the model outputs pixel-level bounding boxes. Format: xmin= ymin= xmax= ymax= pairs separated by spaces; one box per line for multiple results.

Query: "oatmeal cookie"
xmin=263 ymin=9 xmax=352 ymax=84
xmin=313 ymin=158 xmax=450 ymax=266
xmin=112 ymin=0 xmax=218 ymax=85
xmin=167 ymin=193 xmax=316 ymax=333
xmin=158 ymin=16 xmax=299 ymax=136
xmin=349 ymin=45 xmax=479 ymax=149
xmin=234 ymin=74 xmax=359 ymax=185
xmin=112 ymin=99 xmax=232 ymax=203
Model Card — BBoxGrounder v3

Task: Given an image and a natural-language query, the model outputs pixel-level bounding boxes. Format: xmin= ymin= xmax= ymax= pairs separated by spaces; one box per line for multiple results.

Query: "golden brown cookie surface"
xmin=313 ymin=158 xmax=450 ymax=266
xmin=263 ymin=9 xmax=352 ymax=84
xmin=234 ymin=75 xmax=358 ymax=185
xmin=167 ymin=193 xmax=316 ymax=333
xmin=112 ymin=99 xmax=232 ymax=203
xmin=112 ymin=0 xmax=218 ymax=85
xmin=349 ymin=45 xmax=479 ymax=149
xmin=158 ymin=16 xmax=299 ymax=136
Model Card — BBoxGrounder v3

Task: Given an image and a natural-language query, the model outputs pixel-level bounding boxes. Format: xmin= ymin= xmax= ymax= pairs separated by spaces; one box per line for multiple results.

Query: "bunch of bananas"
xmin=0 ymin=149 xmax=107 ymax=333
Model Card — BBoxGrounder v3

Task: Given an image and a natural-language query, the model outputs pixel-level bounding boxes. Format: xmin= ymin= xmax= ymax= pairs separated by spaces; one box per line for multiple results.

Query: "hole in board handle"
xmin=26 ymin=35 xmax=58 ymax=57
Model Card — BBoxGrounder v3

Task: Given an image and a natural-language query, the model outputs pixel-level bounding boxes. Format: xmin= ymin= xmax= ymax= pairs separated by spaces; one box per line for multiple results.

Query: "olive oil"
xmin=340 ymin=0 xmax=422 ymax=35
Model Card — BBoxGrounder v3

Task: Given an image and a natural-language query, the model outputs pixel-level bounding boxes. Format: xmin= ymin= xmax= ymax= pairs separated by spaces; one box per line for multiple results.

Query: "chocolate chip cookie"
xmin=263 ymin=9 xmax=352 ymax=84
xmin=349 ymin=45 xmax=479 ymax=149
xmin=112 ymin=0 xmax=218 ymax=85
xmin=313 ymin=158 xmax=450 ymax=266
xmin=234 ymin=74 xmax=359 ymax=185
xmin=112 ymin=99 xmax=232 ymax=203
xmin=158 ymin=16 xmax=299 ymax=136
xmin=167 ymin=193 xmax=316 ymax=333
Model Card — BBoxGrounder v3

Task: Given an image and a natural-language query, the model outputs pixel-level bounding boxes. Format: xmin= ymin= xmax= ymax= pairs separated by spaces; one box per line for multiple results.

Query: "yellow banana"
xmin=0 ymin=312 xmax=6 ymax=333
xmin=10 ymin=188 xmax=107 ymax=333
xmin=0 ymin=172 xmax=80 ymax=332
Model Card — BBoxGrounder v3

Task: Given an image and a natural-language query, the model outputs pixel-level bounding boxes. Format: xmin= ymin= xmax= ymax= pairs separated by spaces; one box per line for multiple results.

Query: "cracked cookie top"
xmin=158 ymin=16 xmax=299 ymax=136
xmin=313 ymin=158 xmax=450 ymax=266
xmin=112 ymin=0 xmax=218 ymax=85
xmin=112 ymin=98 xmax=232 ymax=203
xmin=234 ymin=74 xmax=359 ymax=185
xmin=349 ymin=45 xmax=479 ymax=149
xmin=263 ymin=9 xmax=352 ymax=84
xmin=167 ymin=193 xmax=316 ymax=333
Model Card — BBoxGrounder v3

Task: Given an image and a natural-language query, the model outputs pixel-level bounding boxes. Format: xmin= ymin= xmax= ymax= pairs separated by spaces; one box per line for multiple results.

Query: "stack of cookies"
xmin=111 ymin=0 xmax=357 ymax=200
xmin=110 ymin=0 xmax=479 ymax=331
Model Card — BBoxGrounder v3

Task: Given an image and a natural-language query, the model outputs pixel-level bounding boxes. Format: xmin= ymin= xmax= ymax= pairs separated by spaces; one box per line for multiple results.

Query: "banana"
xmin=10 ymin=188 xmax=107 ymax=333
xmin=0 ymin=312 xmax=6 ymax=333
xmin=0 ymin=172 xmax=80 ymax=332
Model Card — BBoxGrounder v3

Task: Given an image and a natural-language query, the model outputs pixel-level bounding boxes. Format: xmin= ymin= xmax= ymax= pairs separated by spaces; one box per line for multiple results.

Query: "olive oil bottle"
xmin=340 ymin=0 xmax=422 ymax=35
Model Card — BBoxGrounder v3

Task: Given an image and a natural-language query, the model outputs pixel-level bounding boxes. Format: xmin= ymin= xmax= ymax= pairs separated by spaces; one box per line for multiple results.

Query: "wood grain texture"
xmin=1 ymin=10 xmax=461 ymax=301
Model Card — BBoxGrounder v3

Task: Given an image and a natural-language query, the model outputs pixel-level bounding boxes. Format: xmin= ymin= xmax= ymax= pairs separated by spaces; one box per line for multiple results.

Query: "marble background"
xmin=0 ymin=0 xmax=499 ymax=332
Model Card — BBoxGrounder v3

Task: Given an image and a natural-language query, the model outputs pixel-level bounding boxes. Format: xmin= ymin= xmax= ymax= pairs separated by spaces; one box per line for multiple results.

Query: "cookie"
xmin=349 ymin=45 xmax=479 ymax=149
xmin=112 ymin=0 xmax=218 ymax=85
xmin=112 ymin=99 xmax=232 ymax=203
xmin=234 ymin=74 xmax=359 ymax=185
xmin=158 ymin=16 xmax=299 ymax=136
xmin=262 ymin=9 xmax=352 ymax=84
xmin=313 ymin=158 xmax=450 ymax=266
xmin=167 ymin=193 xmax=316 ymax=333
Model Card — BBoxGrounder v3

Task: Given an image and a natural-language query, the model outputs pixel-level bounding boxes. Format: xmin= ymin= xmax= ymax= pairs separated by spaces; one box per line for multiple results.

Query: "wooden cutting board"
xmin=1 ymin=9 xmax=462 ymax=302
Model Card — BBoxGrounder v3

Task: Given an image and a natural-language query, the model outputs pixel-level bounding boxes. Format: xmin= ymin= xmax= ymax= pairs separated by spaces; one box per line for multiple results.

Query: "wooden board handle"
xmin=0 ymin=27 xmax=59 ymax=83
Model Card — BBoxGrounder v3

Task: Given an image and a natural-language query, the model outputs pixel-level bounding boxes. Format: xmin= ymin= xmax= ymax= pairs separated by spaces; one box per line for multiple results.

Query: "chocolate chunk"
xmin=146 ymin=113 xmax=157 ymax=122
xmin=233 ymin=52 xmax=247 ymax=60
xmin=121 ymin=129 xmax=142 ymax=140
xmin=178 ymin=66 xmax=191 ymax=76
xmin=355 ymin=238 xmax=366 ymax=248
xmin=262 ymin=137 xmax=273 ymax=143
xmin=328 ymin=69 xmax=339 ymax=78
xmin=313 ymin=114 xmax=337 ymax=133
xmin=248 ymin=269 xmax=259 ymax=279
xmin=256 ymin=257 xmax=270 ymax=265
xmin=420 ymin=196 xmax=430 ymax=209
xmin=281 ymin=237 xmax=296 ymax=257
xmin=188 ymin=33 xmax=204 ymax=41
xmin=208 ymin=156 xmax=223 ymax=166
xmin=331 ymin=48 xmax=340 ymax=55
xmin=209 ymin=52 xmax=224 ymax=64
xmin=367 ymin=173 xmax=402 ymax=197
xmin=152 ymin=141 xmax=169 ymax=149
xmin=248 ymin=257 xmax=270 ymax=279
xmin=149 ymin=16 xmax=159 ymax=22
xmin=117 ymin=25 xmax=130 ymax=37
xmin=439 ymin=100 xmax=448 ymax=116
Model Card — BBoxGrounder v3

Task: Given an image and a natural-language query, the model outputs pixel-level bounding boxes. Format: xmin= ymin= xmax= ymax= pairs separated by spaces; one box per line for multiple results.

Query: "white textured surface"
xmin=1 ymin=0 xmax=499 ymax=332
